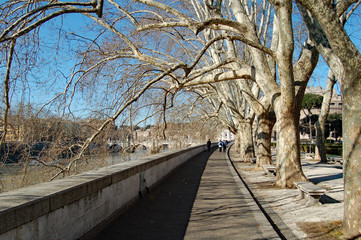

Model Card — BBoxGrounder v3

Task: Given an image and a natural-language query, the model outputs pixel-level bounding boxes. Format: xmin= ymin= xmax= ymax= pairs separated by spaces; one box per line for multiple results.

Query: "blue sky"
xmin=308 ymin=9 xmax=361 ymax=94
xmin=4 ymin=3 xmax=361 ymax=119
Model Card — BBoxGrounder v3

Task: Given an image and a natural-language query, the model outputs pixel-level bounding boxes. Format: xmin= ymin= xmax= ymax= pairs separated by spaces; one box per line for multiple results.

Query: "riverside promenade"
xmin=89 ymin=148 xmax=280 ymax=240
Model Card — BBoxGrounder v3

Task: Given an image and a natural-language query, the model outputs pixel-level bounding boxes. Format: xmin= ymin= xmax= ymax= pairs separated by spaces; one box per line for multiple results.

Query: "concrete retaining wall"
xmin=0 ymin=145 xmax=206 ymax=240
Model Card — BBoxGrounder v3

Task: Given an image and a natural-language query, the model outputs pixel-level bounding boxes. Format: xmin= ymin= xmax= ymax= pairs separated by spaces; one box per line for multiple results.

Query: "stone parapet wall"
xmin=0 ymin=145 xmax=206 ymax=240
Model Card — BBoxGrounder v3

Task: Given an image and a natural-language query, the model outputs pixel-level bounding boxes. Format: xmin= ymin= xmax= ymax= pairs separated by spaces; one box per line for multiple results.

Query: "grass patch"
xmin=297 ymin=220 xmax=345 ymax=240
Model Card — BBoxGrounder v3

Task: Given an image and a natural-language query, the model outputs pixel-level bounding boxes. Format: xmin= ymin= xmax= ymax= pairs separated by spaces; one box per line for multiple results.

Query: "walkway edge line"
xmin=227 ymin=143 xmax=298 ymax=240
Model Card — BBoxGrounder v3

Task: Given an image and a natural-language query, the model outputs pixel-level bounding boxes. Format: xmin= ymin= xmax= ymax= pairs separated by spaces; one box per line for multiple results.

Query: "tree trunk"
xmin=271 ymin=1 xmax=307 ymax=188
xmin=314 ymin=121 xmax=326 ymax=161
xmin=295 ymin=5 xmax=361 ymax=238
xmin=232 ymin=130 xmax=241 ymax=156
xmin=239 ymin=120 xmax=255 ymax=162
xmin=342 ymin=73 xmax=361 ymax=239
xmin=315 ymin=70 xmax=336 ymax=163
xmin=295 ymin=2 xmax=361 ymax=236
xmin=238 ymin=126 xmax=245 ymax=159
xmin=308 ymin=113 xmax=312 ymax=153
xmin=275 ymin=106 xmax=307 ymax=187
xmin=256 ymin=111 xmax=276 ymax=168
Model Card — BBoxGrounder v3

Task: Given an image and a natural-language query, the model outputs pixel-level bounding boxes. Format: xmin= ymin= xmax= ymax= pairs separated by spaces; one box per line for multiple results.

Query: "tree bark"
xmin=314 ymin=70 xmax=336 ymax=163
xmin=226 ymin=0 xmax=313 ymax=187
xmin=296 ymin=1 xmax=361 ymax=237
xmin=235 ymin=130 xmax=242 ymax=156
xmin=272 ymin=1 xmax=308 ymax=187
xmin=314 ymin=122 xmax=326 ymax=161
xmin=308 ymin=110 xmax=313 ymax=153
xmin=238 ymin=123 xmax=246 ymax=159
xmin=275 ymin=104 xmax=307 ymax=187
xmin=239 ymin=120 xmax=255 ymax=162
xmin=256 ymin=111 xmax=276 ymax=168
xmin=342 ymin=72 xmax=361 ymax=239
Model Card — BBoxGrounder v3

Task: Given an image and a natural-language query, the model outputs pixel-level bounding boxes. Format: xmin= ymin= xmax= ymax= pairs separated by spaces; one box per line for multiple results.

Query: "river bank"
xmin=0 ymin=150 xmax=152 ymax=193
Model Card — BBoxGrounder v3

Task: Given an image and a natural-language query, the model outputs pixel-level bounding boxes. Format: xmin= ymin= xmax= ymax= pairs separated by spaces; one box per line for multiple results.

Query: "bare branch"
xmin=336 ymin=0 xmax=359 ymax=17
xmin=0 ymin=40 xmax=16 ymax=150
xmin=50 ymin=63 xmax=187 ymax=179
xmin=182 ymin=68 xmax=253 ymax=87
xmin=0 ymin=1 xmax=103 ymax=43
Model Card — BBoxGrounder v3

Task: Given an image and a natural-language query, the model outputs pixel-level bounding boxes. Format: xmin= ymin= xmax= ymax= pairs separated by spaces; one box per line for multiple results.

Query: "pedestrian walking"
xmin=207 ymin=139 xmax=211 ymax=152
xmin=222 ymin=140 xmax=227 ymax=152
xmin=218 ymin=140 xmax=223 ymax=152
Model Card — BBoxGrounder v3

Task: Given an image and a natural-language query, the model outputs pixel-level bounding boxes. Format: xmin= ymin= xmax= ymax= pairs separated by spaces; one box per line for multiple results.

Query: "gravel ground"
xmin=230 ymin=148 xmax=344 ymax=239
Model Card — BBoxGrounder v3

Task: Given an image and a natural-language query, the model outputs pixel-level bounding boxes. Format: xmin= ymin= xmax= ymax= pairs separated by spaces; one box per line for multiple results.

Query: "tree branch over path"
xmin=181 ymin=68 xmax=253 ymax=87
xmin=50 ymin=63 xmax=189 ymax=180
xmin=0 ymin=40 xmax=16 ymax=152
xmin=0 ymin=0 xmax=104 ymax=43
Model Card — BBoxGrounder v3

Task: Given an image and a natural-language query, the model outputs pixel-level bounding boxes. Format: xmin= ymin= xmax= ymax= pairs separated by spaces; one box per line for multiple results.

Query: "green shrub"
xmin=300 ymin=143 xmax=342 ymax=156
xmin=324 ymin=143 xmax=343 ymax=156
xmin=325 ymin=146 xmax=342 ymax=156
xmin=300 ymin=144 xmax=315 ymax=153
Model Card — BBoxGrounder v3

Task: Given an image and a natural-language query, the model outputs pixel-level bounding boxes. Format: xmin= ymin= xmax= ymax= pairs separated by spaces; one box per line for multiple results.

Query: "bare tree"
xmin=297 ymin=1 xmax=361 ymax=237
xmin=146 ymin=0 xmax=314 ymax=185
xmin=168 ymin=0 xmax=277 ymax=165
xmin=314 ymin=70 xmax=336 ymax=163
xmin=1 ymin=0 xmax=360 ymax=236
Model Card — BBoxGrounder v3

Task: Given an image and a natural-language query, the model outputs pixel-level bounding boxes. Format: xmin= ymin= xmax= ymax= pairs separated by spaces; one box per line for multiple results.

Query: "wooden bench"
xmin=293 ymin=182 xmax=326 ymax=206
xmin=327 ymin=157 xmax=343 ymax=165
xmin=263 ymin=165 xmax=277 ymax=177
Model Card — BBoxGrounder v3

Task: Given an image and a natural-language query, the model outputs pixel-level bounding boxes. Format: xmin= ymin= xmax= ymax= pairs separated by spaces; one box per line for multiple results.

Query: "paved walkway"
xmin=90 ymin=148 xmax=279 ymax=240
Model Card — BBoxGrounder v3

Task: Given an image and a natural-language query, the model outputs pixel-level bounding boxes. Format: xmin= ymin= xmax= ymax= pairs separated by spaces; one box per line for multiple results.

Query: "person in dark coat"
xmin=207 ymin=139 xmax=212 ymax=152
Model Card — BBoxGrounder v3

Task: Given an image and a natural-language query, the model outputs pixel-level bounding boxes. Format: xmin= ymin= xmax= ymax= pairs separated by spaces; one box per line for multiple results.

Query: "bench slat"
xmin=263 ymin=165 xmax=277 ymax=177
xmin=297 ymin=183 xmax=325 ymax=193
xmin=293 ymin=182 xmax=326 ymax=206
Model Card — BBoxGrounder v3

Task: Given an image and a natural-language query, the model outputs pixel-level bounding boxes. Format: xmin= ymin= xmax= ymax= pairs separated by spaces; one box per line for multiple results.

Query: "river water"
xmin=1 ymin=149 xmax=165 ymax=180
xmin=1 ymin=144 xmax=176 ymax=192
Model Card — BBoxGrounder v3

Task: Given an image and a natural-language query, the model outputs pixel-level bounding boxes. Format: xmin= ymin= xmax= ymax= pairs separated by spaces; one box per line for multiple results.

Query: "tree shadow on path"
xmin=93 ymin=149 xmax=213 ymax=240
